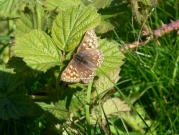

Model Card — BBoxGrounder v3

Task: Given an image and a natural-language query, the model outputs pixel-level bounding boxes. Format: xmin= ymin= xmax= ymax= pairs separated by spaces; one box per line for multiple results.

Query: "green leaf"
xmin=98 ymin=39 xmax=125 ymax=73
xmin=94 ymin=39 xmax=124 ymax=95
xmin=37 ymin=101 xmax=69 ymax=120
xmin=15 ymin=3 xmax=49 ymax=37
xmin=0 ymin=43 xmax=10 ymax=63
xmin=52 ymin=5 xmax=101 ymax=52
xmin=93 ymin=0 xmax=112 ymax=9
xmin=96 ymin=20 xmax=114 ymax=34
xmin=0 ymin=64 xmax=14 ymax=73
xmin=91 ymin=97 xmax=130 ymax=124
xmin=82 ymin=0 xmax=112 ymax=9
xmin=0 ymin=0 xmax=21 ymax=16
xmin=0 ymin=65 xmax=41 ymax=120
xmin=14 ymin=30 xmax=60 ymax=72
xmin=94 ymin=68 xmax=121 ymax=96
xmin=102 ymin=97 xmax=131 ymax=116
xmin=44 ymin=0 xmax=81 ymax=11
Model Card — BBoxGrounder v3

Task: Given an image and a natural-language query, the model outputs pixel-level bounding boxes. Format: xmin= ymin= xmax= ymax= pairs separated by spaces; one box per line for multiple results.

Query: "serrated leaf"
xmin=93 ymin=0 xmax=112 ymax=9
xmin=96 ymin=20 xmax=114 ymax=34
xmin=94 ymin=68 xmax=121 ymax=96
xmin=98 ymin=39 xmax=124 ymax=73
xmin=82 ymin=0 xmax=112 ymax=9
xmin=103 ymin=97 xmax=131 ymax=116
xmin=44 ymin=0 xmax=80 ymax=11
xmin=0 ymin=0 xmax=21 ymax=16
xmin=15 ymin=4 xmax=49 ymax=37
xmin=52 ymin=5 xmax=101 ymax=52
xmin=14 ymin=30 xmax=60 ymax=72
xmin=0 ymin=43 xmax=10 ymax=63
xmin=0 ymin=65 xmax=14 ymax=73
xmin=0 ymin=21 xmax=8 ymax=35
xmin=94 ymin=39 xmax=124 ymax=95
xmin=91 ymin=97 xmax=130 ymax=124
xmin=37 ymin=101 xmax=69 ymax=120
xmin=69 ymin=90 xmax=86 ymax=114
xmin=0 ymin=66 xmax=41 ymax=120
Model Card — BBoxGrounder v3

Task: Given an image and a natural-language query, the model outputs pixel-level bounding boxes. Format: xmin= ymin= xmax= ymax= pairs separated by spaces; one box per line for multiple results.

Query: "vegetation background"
xmin=0 ymin=0 xmax=178 ymax=134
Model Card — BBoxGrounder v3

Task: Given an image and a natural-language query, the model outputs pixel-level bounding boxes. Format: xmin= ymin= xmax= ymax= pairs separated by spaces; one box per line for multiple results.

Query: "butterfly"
xmin=61 ymin=29 xmax=103 ymax=83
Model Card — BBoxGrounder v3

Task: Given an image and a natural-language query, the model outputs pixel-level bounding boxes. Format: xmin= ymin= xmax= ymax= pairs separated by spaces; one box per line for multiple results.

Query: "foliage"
xmin=52 ymin=5 xmax=101 ymax=52
xmin=15 ymin=30 xmax=60 ymax=72
xmin=0 ymin=0 xmax=178 ymax=134
xmin=0 ymin=65 xmax=42 ymax=120
xmin=44 ymin=0 xmax=81 ymax=11
xmin=0 ymin=0 xmax=22 ymax=16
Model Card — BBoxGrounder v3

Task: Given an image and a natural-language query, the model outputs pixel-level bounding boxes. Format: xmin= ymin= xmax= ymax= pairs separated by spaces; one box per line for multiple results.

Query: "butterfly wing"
xmin=76 ymin=49 xmax=103 ymax=83
xmin=77 ymin=29 xmax=98 ymax=52
xmin=61 ymin=29 xmax=103 ymax=83
xmin=61 ymin=58 xmax=95 ymax=83
xmin=76 ymin=63 xmax=95 ymax=83
xmin=78 ymin=49 xmax=103 ymax=68
xmin=61 ymin=60 xmax=80 ymax=83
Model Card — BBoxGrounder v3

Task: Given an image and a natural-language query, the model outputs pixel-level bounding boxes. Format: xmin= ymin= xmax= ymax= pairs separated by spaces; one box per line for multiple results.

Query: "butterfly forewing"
xmin=61 ymin=60 xmax=80 ymax=82
xmin=78 ymin=49 xmax=103 ymax=68
xmin=61 ymin=29 xmax=103 ymax=83
xmin=77 ymin=29 xmax=98 ymax=51
xmin=75 ymin=61 xmax=95 ymax=83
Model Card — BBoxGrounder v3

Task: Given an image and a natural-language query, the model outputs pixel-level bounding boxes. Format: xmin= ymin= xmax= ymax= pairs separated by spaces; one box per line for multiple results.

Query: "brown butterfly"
xmin=61 ymin=29 xmax=103 ymax=83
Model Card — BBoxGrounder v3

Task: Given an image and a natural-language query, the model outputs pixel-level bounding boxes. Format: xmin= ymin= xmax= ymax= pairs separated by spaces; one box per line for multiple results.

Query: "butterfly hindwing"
xmin=77 ymin=29 xmax=98 ymax=51
xmin=78 ymin=49 xmax=103 ymax=68
xmin=75 ymin=61 xmax=95 ymax=83
xmin=61 ymin=60 xmax=80 ymax=83
xmin=61 ymin=29 xmax=103 ymax=83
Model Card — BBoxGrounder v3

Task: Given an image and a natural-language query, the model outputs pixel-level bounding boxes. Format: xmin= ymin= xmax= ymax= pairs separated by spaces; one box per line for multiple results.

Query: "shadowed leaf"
xmin=98 ymin=39 xmax=124 ymax=73
xmin=0 ymin=66 xmax=42 ymax=120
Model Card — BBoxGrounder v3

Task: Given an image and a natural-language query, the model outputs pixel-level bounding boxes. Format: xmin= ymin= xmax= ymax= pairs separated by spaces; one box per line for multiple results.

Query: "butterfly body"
xmin=61 ymin=29 xmax=103 ymax=83
xmin=74 ymin=52 xmax=89 ymax=66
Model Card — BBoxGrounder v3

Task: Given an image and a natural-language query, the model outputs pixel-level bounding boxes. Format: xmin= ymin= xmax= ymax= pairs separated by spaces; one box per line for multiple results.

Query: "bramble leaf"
xmin=102 ymin=97 xmax=131 ymax=115
xmin=94 ymin=68 xmax=121 ymax=96
xmin=96 ymin=20 xmax=114 ymax=34
xmin=94 ymin=39 xmax=124 ymax=94
xmin=52 ymin=5 xmax=101 ymax=52
xmin=0 ymin=65 xmax=41 ymax=120
xmin=37 ymin=101 xmax=69 ymax=120
xmin=0 ymin=0 xmax=21 ymax=16
xmin=98 ymin=39 xmax=124 ymax=73
xmin=91 ymin=97 xmax=130 ymax=124
xmin=15 ymin=4 xmax=49 ymax=37
xmin=82 ymin=0 xmax=112 ymax=9
xmin=44 ymin=0 xmax=80 ymax=11
xmin=14 ymin=30 xmax=60 ymax=72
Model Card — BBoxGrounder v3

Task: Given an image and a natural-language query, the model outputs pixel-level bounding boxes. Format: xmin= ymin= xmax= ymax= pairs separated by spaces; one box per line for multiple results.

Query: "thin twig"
xmin=121 ymin=20 xmax=179 ymax=52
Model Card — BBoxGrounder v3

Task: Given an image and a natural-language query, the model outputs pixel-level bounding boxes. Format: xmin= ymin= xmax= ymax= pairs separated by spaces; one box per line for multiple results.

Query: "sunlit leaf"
xmin=0 ymin=44 xmax=10 ymax=63
xmin=0 ymin=0 xmax=21 ymax=16
xmin=15 ymin=4 xmax=49 ymax=37
xmin=14 ymin=30 xmax=60 ymax=72
xmin=37 ymin=101 xmax=69 ymax=120
xmin=91 ymin=97 xmax=130 ymax=124
xmin=44 ymin=0 xmax=81 ymax=11
xmin=82 ymin=0 xmax=112 ymax=9
xmin=52 ymin=5 xmax=101 ymax=52
xmin=98 ymin=39 xmax=125 ymax=73
xmin=96 ymin=20 xmax=114 ymax=34
xmin=93 ymin=39 xmax=124 ymax=96
xmin=94 ymin=68 xmax=121 ymax=96
xmin=103 ymin=97 xmax=131 ymax=116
